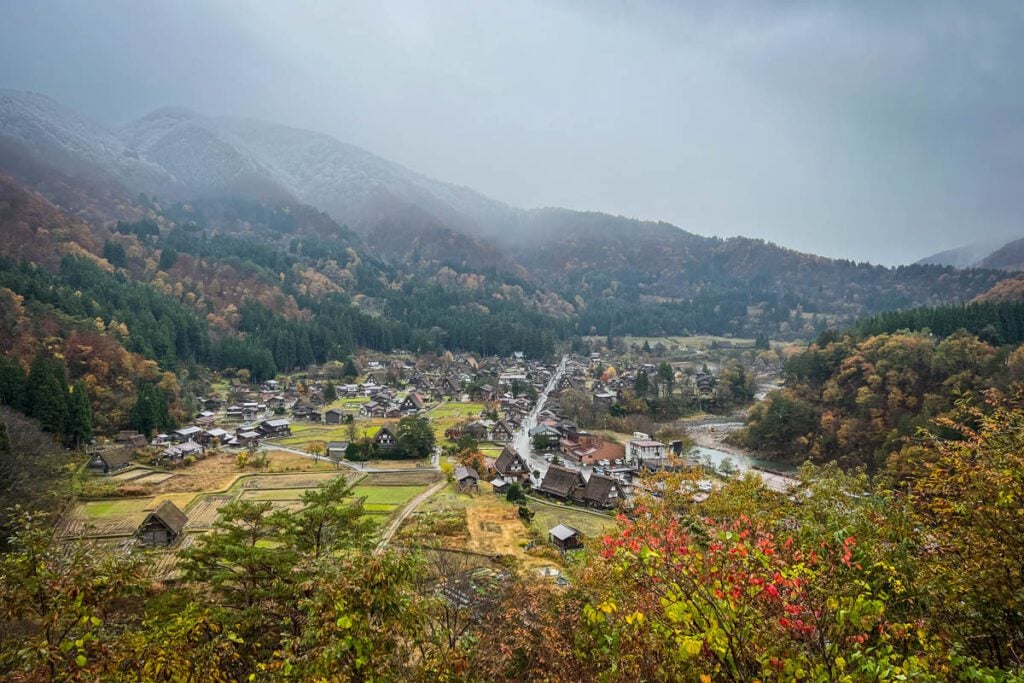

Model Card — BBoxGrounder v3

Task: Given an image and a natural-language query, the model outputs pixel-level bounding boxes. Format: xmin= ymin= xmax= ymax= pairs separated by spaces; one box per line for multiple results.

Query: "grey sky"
xmin=1 ymin=1 xmax=1022 ymax=265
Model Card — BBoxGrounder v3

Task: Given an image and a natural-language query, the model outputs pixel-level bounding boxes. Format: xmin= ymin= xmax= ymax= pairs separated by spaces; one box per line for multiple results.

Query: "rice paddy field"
xmin=61 ymin=465 xmax=438 ymax=548
xmin=430 ymin=401 xmax=486 ymax=445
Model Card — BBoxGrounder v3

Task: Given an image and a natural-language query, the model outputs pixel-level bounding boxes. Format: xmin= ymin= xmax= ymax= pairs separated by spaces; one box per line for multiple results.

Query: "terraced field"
xmin=184 ymin=495 xmax=233 ymax=528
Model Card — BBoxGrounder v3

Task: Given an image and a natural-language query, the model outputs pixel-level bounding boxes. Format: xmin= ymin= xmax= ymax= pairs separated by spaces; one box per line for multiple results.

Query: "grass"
xmin=349 ymin=485 xmax=427 ymax=507
xmin=430 ymin=401 xmax=485 ymax=444
xmin=529 ymin=501 xmax=618 ymax=539
xmin=274 ymin=419 xmax=394 ymax=449
xmin=81 ymin=498 xmax=151 ymax=517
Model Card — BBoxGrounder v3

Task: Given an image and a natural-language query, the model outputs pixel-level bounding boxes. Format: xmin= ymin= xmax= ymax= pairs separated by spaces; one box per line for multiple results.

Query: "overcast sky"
xmin=1 ymin=1 xmax=1023 ymax=265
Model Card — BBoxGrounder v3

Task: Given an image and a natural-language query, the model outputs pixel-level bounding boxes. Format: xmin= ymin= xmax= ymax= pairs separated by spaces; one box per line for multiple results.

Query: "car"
xmin=544 ymin=454 xmax=554 ymax=462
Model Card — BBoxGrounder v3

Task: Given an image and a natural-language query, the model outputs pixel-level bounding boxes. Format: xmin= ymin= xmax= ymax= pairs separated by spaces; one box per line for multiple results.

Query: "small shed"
xmin=548 ymin=524 xmax=582 ymax=554
xmin=490 ymin=477 xmax=509 ymax=495
xmin=137 ymin=500 xmax=188 ymax=547
xmin=455 ymin=465 xmax=480 ymax=493
xmin=327 ymin=441 xmax=349 ymax=460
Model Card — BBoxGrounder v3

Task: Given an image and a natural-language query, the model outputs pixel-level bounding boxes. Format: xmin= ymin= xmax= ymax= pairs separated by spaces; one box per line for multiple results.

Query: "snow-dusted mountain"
xmin=0 ymin=89 xmax=518 ymax=237
xmin=0 ymin=89 xmax=181 ymax=197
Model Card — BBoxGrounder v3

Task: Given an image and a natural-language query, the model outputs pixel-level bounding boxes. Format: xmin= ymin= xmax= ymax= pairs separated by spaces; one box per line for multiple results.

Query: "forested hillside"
xmin=742 ymin=300 xmax=1024 ymax=469
xmin=1 ymin=89 xmax=1012 ymax=346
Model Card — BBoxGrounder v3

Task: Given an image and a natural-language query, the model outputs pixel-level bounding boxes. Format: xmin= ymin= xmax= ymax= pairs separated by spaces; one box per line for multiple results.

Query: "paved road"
xmin=512 ymin=355 xmax=569 ymax=485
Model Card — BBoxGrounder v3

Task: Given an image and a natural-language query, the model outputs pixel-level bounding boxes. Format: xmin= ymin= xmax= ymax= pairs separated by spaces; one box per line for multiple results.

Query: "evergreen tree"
xmin=634 ymin=369 xmax=651 ymax=396
xmin=657 ymin=362 xmax=674 ymax=395
xmin=102 ymin=240 xmax=128 ymax=268
xmin=129 ymin=384 xmax=172 ymax=437
xmin=396 ymin=416 xmax=435 ymax=459
xmin=323 ymin=382 xmax=337 ymax=402
xmin=343 ymin=358 xmax=359 ymax=380
xmin=27 ymin=354 xmax=68 ymax=437
xmin=0 ymin=355 xmax=27 ymax=411
xmin=64 ymin=381 xmax=93 ymax=448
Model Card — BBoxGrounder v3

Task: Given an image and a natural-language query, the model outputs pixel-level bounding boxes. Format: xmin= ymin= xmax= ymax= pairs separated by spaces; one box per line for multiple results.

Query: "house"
xmin=327 ymin=441 xmax=349 ymax=460
xmin=559 ymin=432 xmax=625 ymax=466
xmin=441 ymin=376 xmax=462 ymax=397
xmin=232 ymin=430 xmax=261 ymax=448
xmin=173 ymin=426 xmax=204 ymax=443
xmin=548 ymin=524 xmax=582 ymax=554
xmin=324 ymin=408 xmax=347 ymax=424
xmin=455 ymin=466 xmax=480 ymax=493
xmin=202 ymin=428 xmax=230 ymax=446
xmin=399 ymin=392 xmax=425 ymax=413
xmin=161 ymin=441 xmax=205 ymax=463
xmin=115 ymin=430 xmax=148 ymax=448
xmin=137 ymin=500 xmax=188 ymax=547
xmin=574 ymin=473 xmax=625 ymax=509
xmin=490 ymin=477 xmax=509 ymax=495
xmin=489 ymin=419 xmax=515 ymax=443
xmin=463 ymin=421 xmax=490 ymax=440
xmin=538 ymin=465 xmax=586 ymax=500
xmin=529 ymin=423 xmax=562 ymax=448
xmin=257 ymin=419 xmax=292 ymax=437
xmin=86 ymin=448 xmax=133 ymax=474
xmin=493 ymin=446 xmax=531 ymax=483
xmin=471 ymin=384 xmax=496 ymax=402
xmin=373 ymin=427 xmax=399 ymax=450
xmin=627 ymin=435 xmax=666 ymax=466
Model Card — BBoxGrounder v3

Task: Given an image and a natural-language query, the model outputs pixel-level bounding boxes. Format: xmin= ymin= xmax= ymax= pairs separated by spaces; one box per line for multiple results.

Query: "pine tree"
xmin=0 ymin=356 xmax=27 ymax=411
xmin=634 ymin=370 xmax=651 ymax=396
xmin=64 ymin=381 xmax=93 ymax=448
xmin=343 ymin=358 xmax=359 ymax=380
xmin=323 ymin=382 xmax=337 ymax=402
xmin=27 ymin=354 xmax=68 ymax=437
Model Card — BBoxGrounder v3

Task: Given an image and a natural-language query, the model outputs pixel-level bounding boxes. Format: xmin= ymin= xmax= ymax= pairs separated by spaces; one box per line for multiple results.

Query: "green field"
xmin=349 ymin=485 xmax=426 ymax=507
xmin=529 ymin=501 xmax=618 ymax=539
xmin=274 ymin=419 xmax=394 ymax=449
xmin=81 ymin=498 xmax=152 ymax=517
xmin=430 ymin=401 xmax=485 ymax=443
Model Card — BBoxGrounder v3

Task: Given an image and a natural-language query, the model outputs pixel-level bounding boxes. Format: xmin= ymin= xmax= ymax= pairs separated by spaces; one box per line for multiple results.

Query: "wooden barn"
xmin=137 ymin=500 xmax=188 ymax=547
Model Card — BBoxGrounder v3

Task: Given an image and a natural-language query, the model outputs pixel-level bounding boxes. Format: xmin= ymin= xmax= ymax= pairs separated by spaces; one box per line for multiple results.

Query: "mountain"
xmin=976 ymin=237 xmax=1024 ymax=272
xmin=0 ymin=88 xmax=1013 ymax=345
xmin=119 ymin=106 xmax=520 ymax=239
xmin=915 ymin=241 xmax=1004 ymax=268
xmin=916 ymin=237 xmax=1024 ymax=271
xmin=0 ymin=90 xmax=182 ymax=199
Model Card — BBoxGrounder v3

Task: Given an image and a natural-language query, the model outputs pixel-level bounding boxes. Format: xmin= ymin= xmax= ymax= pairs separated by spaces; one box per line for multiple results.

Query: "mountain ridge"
xmin=0 ymin=88 xmax=1014 ymax=343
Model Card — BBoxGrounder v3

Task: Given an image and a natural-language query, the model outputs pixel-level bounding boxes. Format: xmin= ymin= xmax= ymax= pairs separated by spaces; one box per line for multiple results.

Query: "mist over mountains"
xmin=0 ymin=88 xmax=1014 ymax=345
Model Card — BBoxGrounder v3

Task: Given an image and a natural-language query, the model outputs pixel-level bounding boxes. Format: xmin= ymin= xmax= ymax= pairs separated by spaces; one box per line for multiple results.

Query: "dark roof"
xmin=493 ymin=419 xmax=513 ymax=434
xmin=539 ymin=465 xmax=584 ymax=498
xmin=145 ymin=500 xmax=188 ymax=535
xmin=576 ymin=474 xmax=623 ymax=507
xmin=494 ymin=446 xmax=527 ymax=476
xmin=374 ymin=427 xmax=397 ymax=442
xmin=455 ymin=465 xmax=480 ymax=482
xmin=327 ymin=441 xmax=349 ymax=450
xmin=93 ymin=448 xmax=133 ymax=467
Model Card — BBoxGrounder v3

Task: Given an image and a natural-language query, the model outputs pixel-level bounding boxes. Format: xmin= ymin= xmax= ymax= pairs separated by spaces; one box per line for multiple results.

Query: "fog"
xmin=2 ymin=0 xmax=1023 ymax=264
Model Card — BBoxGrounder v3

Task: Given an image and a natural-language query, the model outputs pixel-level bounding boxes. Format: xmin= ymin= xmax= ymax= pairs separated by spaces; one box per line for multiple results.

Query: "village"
xmin=68 ymin=335 xmax=786 ymax=580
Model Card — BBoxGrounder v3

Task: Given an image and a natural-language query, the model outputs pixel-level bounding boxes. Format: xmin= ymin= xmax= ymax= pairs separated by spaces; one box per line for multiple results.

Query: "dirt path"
xmin=375 ymin=479 xmax=447 ymax=554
